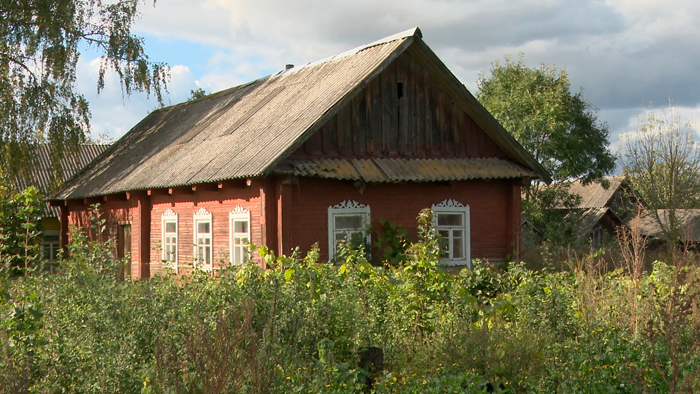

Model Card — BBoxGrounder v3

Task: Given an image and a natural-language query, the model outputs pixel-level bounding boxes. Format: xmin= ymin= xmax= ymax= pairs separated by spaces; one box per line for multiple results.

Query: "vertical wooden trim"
xmin=137 ymin=192 xmax=151 ymax=278
xmin=397 ymin=54 xmax=409 ymax=155
xmin=261 ymin=178 xmax=278 ymax=267
xmin=60 ymin=205 xmax=69 ymax=250
xmin=508 ymin=181 xmax=522 ymax=261
xmin=381 ymin=61 xmax=398 ymax=155
xmin=276 ymin=178 xmax=292 ymax=258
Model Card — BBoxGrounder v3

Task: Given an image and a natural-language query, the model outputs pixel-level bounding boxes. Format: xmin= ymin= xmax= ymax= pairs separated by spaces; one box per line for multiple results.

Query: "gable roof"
xmin=565 ymin=207 xmax=623 ymax=239
xmin=55 ymin=28 xmax=550 ymax=200
xmin=565 ymin=176 xmax=628 ymax=209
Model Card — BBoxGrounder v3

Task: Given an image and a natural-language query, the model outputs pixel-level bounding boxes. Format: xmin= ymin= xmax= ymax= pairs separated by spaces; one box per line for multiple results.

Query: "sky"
xmin=76 ymin=0 xmax=700 ymax=158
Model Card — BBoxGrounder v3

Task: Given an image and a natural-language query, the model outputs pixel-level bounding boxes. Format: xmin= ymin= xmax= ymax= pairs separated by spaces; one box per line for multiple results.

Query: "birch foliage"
xmin=0 ymin=0 xmax=168 ymax=179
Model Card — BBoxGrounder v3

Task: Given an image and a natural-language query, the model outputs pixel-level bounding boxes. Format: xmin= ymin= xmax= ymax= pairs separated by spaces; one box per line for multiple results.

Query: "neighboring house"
xmin=50 ymin=28 xmax=550 ymax=279
xmin=565 ymin=176 xmax=638 ymax=245
xmin=566 ymin=176 xmax=639 ymax=222
xmin=564 ymin=207 xmax=624 ymax=247
xmin=524 ymin=177 xmax=635 ymax=246
xmin=15 ymin=144 xmax=110 ymax=261
xmin=630 ymin=209 xmax=700 ymax=247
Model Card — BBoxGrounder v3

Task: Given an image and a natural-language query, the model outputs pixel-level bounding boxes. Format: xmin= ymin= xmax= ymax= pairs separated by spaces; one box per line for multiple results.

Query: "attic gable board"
xmin=289 ymin=50 xmax=509 ymax=160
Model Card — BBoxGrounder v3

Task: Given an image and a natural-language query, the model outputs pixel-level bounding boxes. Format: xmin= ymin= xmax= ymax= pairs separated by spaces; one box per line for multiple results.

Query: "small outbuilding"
xmin=51 ymin=28 xmax=550 ymax=278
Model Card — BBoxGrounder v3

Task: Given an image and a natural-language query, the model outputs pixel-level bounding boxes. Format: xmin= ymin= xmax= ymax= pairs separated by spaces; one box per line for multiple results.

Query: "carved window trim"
xmin=327 ymin=200 xmax=371 ymax=259
xmin=193 ymin=207 xmax=213 ymax=271
xmin=229 ymin=206 xmax=251 ymax=265
xmin=161 ymin=208 xmax=179 ymax=273
xmin=432 ymin=199 xmax=471 ymax=267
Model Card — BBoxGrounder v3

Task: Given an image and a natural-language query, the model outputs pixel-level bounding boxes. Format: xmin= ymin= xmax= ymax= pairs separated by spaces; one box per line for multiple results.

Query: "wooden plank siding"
xmin=291 ymin=51 xmax=508 ymax=161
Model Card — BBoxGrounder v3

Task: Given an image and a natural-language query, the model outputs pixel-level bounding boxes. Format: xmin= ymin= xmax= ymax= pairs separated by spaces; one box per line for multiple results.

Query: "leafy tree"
xmin=0 ymin=0 xmax=168 ymax=178
xmin=0 ymin=186 xmax=43 ymax=276
xmin=188 ymin=87 xmax=207 ymax=101
xmin=621 ymin=103 xmax=700 ymax=240
xmin=476 ymin=55 xmax=615 ymax=241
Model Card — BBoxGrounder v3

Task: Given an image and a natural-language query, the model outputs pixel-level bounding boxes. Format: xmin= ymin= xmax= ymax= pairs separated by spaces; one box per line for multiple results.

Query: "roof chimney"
xmin=285 ymin=64 xmax=294 ymax=70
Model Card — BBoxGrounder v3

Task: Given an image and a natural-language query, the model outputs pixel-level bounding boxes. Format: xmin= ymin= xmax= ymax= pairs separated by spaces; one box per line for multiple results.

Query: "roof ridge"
xmin=280 ymin=27 xmax=421 ymax=76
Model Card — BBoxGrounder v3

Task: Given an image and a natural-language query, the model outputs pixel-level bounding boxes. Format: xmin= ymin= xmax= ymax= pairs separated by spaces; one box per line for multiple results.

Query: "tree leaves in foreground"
xmin=621 ymin=103 xmax=700 ymax=240
xmin=476 ymin=55 xmax=615 ymax=242
xmin=0 ymin=0 xmax=168 ymax=178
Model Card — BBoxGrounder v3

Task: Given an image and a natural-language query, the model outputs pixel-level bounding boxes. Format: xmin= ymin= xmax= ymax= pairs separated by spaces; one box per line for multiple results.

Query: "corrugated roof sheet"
xmin=630 ymin=209 xmax=700 ymax=242
xmin=55 ymin=33 xmax=412 ymax=199
xmin=277 ymin=157 xmax=535 ymax=182
xmin=567 ymin=176 xmax=627 ymax=208
xmin=54 ymin=27 xmax=549 ymax=200
xmin=15 ymin=144 xmax=110 ymax=216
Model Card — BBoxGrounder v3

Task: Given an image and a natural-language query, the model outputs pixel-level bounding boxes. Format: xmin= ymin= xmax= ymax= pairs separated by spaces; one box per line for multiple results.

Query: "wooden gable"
xmin=290 ymin=51 xmax=508 ymax=161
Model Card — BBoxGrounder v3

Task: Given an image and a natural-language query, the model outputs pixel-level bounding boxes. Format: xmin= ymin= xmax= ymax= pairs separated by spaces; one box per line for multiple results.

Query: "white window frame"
xmin=161 ymin=208 xmax=179 ymax=273
xmin=42 ymin=230 xmax=60 ymax=262
xmin=193 ymin=207 xmax=213 ymax=271
xmin=432 ymin=199 xmax=470 ymax=268
xmin=229 ymin=206 xmax=251 ymax=265
xmin=327 ymin=200 xmax=371 ymax=259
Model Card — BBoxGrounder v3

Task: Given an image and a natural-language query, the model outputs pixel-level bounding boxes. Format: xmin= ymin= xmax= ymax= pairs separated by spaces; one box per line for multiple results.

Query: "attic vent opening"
xmin=397 ymin=82 xmax=404 ymax=99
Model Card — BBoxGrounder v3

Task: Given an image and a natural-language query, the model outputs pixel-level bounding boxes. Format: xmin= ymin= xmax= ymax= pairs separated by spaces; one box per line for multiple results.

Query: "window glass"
xmin=234 ymin=220 xmax=248 ymax=233
xmin=198 ymin=222 xmax=210 ymax=234
xmin=165 ymin=222 xmax=176 ymax=233
xmin=335 ymin=215 xmax=364 ymax=230
xmin=42 ymin=233 xmax=60 ymax=261
xmin=437 ymin=213 xmax=462 ymax=226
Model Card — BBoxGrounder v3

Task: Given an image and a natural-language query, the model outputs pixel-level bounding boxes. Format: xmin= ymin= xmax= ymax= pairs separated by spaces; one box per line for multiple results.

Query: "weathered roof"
xmin=55 ymin=27 xmax=550 ymax=200
xmin=276 ymin=157 xmax=535 ymax=183
xmin=15 ymin=144 xmax=110 ymax=216
xmin=565 ymin=207 xmax=622 ymax=239
xmin=630 ymin=209 xmax=700 ymax=243
xmin=567 ymin=176 xmax=627 ymax=208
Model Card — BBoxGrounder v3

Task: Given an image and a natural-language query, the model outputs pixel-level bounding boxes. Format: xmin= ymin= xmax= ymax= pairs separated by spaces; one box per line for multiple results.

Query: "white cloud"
xmin=74 ymin=0 xmax=700 ymax=147
xmin=76 ymin=58 xmax=200 ymax=140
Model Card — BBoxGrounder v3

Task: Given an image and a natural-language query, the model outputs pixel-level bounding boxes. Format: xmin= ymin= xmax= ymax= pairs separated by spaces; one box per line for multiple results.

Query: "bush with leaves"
xmin=2 ymin=207 xmax=700 ymax=393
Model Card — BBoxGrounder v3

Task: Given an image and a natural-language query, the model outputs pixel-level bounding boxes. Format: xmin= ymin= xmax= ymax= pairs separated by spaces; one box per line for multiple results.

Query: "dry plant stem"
xmin=617 ymin=209 xmax=646 ymax=335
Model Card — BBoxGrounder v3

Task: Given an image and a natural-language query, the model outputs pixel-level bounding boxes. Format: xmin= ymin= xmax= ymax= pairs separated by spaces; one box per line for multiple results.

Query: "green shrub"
xmin=2 ymin=207 xmax=700 ymax=393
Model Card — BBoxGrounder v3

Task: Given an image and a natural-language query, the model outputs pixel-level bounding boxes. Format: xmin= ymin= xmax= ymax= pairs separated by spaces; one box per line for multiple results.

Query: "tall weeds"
xmin=1 ymin=208 xmax=700 ymax=393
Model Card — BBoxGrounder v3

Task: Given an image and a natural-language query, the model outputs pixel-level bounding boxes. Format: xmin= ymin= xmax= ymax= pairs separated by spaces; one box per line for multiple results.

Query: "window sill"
xmin=438 ymin=259 xmax=471 ymax=267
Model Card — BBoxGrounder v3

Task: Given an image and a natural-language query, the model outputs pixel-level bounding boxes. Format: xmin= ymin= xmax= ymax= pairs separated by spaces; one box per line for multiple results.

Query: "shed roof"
xmin=630 ymin=209 xmax=700 ymax=243
xmin=54 ymin=28 xmax=550 ymax=200
xmin=278 ymin=157 xmax=535 ymax=183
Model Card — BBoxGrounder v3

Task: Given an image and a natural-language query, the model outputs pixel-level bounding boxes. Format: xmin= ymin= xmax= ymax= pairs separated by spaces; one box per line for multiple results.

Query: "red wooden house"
xmin=51 ymin=28 xmax=550 ymax=278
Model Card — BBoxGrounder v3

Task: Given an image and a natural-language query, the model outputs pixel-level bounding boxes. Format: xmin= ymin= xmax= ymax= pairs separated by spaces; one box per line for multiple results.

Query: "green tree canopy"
xmin=0 ymin=0 xmax=168 ymax=179
xmin=621 ymin=103 xmax=700 ymax=240
xmin=477 ymin=55 xmax=615 ymax=184
xmin=476 ymin=55 xmax=616 ymax=242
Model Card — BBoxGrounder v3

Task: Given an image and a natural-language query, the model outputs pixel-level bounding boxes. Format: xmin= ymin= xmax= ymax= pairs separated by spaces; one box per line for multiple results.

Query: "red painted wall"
xmin=65 ymin=199 xmax=139 ymax=275
xmin=148 ymin=182 xmax=265 ymax=275
xmin=64 ymin=176 xmax=521 ymax=278
xmin=285 ymin=177 xmax=519 ymax=262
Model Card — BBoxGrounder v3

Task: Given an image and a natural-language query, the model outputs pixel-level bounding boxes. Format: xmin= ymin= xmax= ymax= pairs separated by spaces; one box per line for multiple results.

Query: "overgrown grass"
xmin=1 ymin=211 xmax=700 ymax=393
